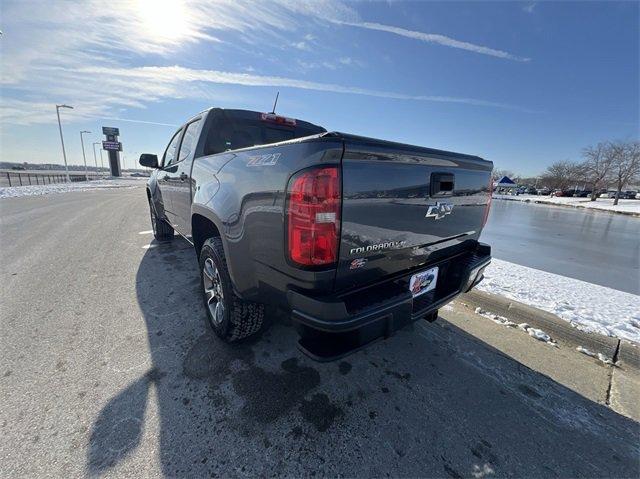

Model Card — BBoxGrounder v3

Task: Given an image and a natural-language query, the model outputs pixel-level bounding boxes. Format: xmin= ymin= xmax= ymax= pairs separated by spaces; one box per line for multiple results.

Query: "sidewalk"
xmin=446 ymin=291 xmax=640 ymax=421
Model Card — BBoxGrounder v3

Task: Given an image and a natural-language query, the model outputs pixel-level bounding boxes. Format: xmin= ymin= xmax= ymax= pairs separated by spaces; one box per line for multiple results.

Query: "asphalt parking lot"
xmin=1 ymin=187 xmax=639 ymax=478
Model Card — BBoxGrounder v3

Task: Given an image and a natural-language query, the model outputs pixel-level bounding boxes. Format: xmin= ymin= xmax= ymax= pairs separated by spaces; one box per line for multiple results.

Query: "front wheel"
xmin=149 ymin=200 xmax=173 ymax=242
xmin=199 ymin=237 xmax=264 ymax=342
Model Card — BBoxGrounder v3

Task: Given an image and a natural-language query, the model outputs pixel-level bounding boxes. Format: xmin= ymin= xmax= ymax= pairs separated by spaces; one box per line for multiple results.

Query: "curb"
xmin=460 ymin=289 xmax=626 ymax=363
xmin=619 ymin=340 xmax=640 ymax=371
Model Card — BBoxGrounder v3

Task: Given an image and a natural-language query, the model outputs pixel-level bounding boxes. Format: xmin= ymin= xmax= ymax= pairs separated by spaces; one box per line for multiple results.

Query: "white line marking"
xmin=138 ymin=230 xmax=153 ymax=235
xmin=142 ymin=244 xmax=157 ymax=249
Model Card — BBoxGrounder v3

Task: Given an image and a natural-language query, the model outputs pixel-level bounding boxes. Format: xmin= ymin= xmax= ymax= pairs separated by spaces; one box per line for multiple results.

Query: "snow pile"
xmin=493 ymin=194 xmax=640 ymax=215
xmin=478 ymin=259 xmax=640 ymax=343
xmin=474 ymin=306 xmax=518 ymax=328
xmin=0 ymin=178 xmax=146 ymax=199
xmin=526 ymin=326 xmax=553 ymax=343
xmin=474 ymin=307 xmax=557 ymax=346
xmin=576 ymin=346 xmax=614 ymax=365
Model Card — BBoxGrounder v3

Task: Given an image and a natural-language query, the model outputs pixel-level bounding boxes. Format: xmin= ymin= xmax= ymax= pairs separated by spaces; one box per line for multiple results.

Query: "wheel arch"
xmin=191 ymin=208 xmax=223 ymax=258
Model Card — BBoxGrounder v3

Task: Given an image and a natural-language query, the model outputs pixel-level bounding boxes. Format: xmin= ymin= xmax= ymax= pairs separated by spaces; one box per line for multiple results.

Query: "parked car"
xmin=536 ymin=187 xmax=550 ymax=195
xmin=555 ymin=189 xmax=575 ymax=197
xmin=525 ymin=187 xmax=537 ymax=194
xmin=604 ymin=190 xmax=638 ymax=199
xmin=574 ymin=190 xmax=592 ymax=198
xmin=139 ymin=108 xmax=493 ymax=360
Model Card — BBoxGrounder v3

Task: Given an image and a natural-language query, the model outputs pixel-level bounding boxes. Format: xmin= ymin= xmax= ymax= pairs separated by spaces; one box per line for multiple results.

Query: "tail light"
xmin=287 ymin=166 xmax=341 ymax=266
xmin=482 ymin=176 xmax=493 ymax=227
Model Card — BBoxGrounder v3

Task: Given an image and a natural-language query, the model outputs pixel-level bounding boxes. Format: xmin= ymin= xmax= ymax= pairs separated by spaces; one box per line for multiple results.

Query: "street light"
xmin=92 ymin=142 xmax=101 ymax=178
xmin=99 ymin=148 xmax=105 ymax=177
xmin=56 ymin=104 xmax=73 ymax=182
xmin=80 ymin=130 xmax=91 ymax=181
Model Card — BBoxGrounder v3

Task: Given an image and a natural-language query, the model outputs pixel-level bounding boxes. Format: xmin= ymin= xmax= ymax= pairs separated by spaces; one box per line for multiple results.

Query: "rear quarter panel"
xmin=191 ymin=138 xmax=344 ymax=301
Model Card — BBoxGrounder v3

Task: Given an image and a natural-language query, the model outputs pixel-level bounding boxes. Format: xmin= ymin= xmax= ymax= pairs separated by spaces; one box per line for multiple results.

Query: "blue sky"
xmin=1 ymin=0 xmax=638 ymax=176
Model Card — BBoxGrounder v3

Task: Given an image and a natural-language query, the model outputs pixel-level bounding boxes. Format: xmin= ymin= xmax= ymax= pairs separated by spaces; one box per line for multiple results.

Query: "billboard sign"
xmin=102 ymin=126 xmax=120 ymax=136
xmin=102 ymin=140 xmax=122 ymax=151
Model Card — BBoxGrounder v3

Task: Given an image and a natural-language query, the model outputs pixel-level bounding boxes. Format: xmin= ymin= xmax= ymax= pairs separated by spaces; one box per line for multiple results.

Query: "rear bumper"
xmin=289 ymin=243 xmax=491 ymax=360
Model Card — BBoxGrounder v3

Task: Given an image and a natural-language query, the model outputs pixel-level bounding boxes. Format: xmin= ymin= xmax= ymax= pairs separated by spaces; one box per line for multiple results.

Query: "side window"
xmin=162 ymin=129 xmax=183 ymax=168
xmin=177 ymin=119 xmax=201 ymax=162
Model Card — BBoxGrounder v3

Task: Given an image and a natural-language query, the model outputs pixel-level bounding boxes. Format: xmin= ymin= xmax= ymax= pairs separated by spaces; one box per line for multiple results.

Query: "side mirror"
xmin=139 ymin=153 xmax=159 ymax=168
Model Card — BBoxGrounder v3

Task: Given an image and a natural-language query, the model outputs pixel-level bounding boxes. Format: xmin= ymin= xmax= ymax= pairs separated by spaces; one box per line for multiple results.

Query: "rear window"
xmin=203 ymin=112 xmax=324 ymax=155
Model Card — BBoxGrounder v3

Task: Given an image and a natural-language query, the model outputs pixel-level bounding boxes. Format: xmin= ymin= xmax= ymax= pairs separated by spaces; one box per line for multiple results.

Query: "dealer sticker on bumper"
xmin=410 ymin=267 xmax=438 ymax=297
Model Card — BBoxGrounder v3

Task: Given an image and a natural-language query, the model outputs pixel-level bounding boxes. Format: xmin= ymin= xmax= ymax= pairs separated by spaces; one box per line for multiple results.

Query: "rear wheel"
xmin=149 ymin=200 xmax=173 ymax=242
xmin=199 ymin=237 xmax=264 ymax=342
xmin=423 ymin=309 xmax=438 ymax=323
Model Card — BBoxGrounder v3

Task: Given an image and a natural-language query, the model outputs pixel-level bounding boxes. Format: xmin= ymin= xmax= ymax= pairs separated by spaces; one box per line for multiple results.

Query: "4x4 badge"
xmin=425 ymin=201 xmax=453 ymax=220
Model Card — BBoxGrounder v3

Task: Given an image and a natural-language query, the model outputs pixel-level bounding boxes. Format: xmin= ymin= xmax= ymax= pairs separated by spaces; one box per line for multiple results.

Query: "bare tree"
xmin=610 ymin=141 xmax=640 ymax=205
xmin=541 ymin=160 xmax=582 ymax=191
xmin=582 ymin=142 xmax=614 ymax=201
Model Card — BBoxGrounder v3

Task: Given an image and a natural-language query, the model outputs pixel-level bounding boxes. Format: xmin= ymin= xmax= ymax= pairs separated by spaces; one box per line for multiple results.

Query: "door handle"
xmin=180 ymin=172 xmax=188 ymax=181
xmin=430 ymin=172 xmax=454 ymax=197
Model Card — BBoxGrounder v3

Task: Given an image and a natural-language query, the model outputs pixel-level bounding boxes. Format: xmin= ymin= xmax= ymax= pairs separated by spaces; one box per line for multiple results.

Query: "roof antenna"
xmin=270 ymin=91 xmax=279 ymax=114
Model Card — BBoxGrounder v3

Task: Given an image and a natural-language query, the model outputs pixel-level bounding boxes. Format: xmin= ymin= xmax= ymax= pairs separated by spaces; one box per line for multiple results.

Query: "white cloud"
xmin=97 ymin=65 xmax=534 ymax=110
xmin=101 ymin=118 xmax=179 ymax=127
xmin=291 ymin=41 xmax=312 ymax=51
xmin=1 ymin=0 xmax=349 ymax=85
xmin=336 ymin=21 xmax=530 ymax=62
xmin=523 ymin=3 xmax=537 ymax=14
xmin=0 ymin=0 xmax=531 ymax=127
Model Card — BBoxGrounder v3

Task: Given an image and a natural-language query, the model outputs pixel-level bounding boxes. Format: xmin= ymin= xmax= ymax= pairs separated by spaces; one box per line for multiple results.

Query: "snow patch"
xmin=493 ymin=194 xmax=640 ymax=215
xmin=576 ymin=346 xmax=614 ymax=365
xmin=0 ymin=178 xmax=146 ymax=199
xmin=474 ymin=307 xmax=557 ymax=346
xmin=478 ymin=259 xmax=640 ymax=344
xmin=527 ymin=327 xmax=552 ymax=343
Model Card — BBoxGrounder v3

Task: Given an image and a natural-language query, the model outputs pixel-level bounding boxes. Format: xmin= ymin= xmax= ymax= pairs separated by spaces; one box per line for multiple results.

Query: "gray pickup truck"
xmin=140 ymin=108 xmax=492 ymax=360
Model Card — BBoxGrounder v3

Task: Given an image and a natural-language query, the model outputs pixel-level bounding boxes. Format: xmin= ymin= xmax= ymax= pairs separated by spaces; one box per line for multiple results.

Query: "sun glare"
xmin=136 ymin=0 xmax=190 ymax=44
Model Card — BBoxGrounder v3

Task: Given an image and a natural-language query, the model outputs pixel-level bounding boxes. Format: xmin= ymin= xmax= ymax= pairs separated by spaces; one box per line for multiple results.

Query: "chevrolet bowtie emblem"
xmin=425 ymin=201 xmax=453 ymax=220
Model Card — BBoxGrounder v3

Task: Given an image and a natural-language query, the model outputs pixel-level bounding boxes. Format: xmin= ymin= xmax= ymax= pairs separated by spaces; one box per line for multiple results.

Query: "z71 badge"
xmin=246 ymin=153 xmax=281 ymax=167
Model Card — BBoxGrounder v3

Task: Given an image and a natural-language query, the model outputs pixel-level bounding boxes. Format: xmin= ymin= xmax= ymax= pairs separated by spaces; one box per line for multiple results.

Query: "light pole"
xmin=92 ymin=142 xmax=101 ymax=178
xmin=80 ymin=130 xmax=91 ymax=181
xmin=99 ymin=148 xmax=105 ymax=177
xmin=56 ymin=104 xmax=73 ymax=182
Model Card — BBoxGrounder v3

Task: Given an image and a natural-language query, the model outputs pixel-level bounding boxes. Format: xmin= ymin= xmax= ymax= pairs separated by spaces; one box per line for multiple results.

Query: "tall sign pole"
xmin=56 ymin=104 xmax=73 ymax=182
xmin=80 ymin=130 xmax=91 ymax=181
xmin=101 ymin=126 xmax=122 ymax=177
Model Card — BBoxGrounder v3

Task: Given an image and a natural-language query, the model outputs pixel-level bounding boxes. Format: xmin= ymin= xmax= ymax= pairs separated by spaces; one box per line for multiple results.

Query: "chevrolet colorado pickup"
xmin=139 ymin=108 xmax=492 ymax=360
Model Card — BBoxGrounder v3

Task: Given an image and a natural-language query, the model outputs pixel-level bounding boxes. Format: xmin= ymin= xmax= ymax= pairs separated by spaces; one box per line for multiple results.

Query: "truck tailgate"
xmin=335 ymin=134 xmax=492 ymax=292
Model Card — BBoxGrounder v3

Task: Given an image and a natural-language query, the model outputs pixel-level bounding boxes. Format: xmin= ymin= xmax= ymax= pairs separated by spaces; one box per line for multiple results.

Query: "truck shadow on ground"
xmin=87 ymin=238 xmax=640 ymax=478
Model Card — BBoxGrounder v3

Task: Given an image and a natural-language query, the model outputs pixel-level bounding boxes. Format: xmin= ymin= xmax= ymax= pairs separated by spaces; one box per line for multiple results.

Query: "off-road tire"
xmin=199 ymin=237 xmax=264 ymax=342
xmin=149 ymin=200 xmax=173 ymax=242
